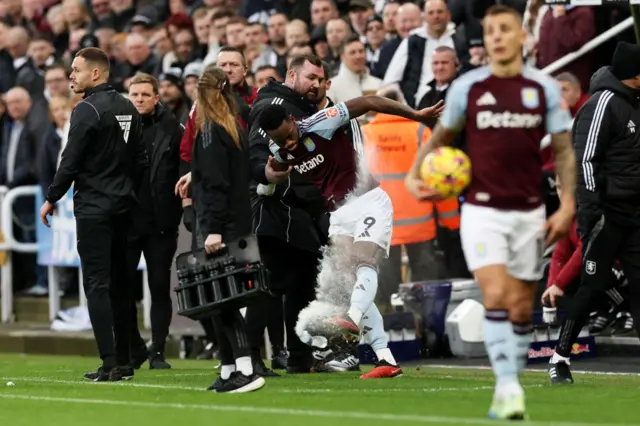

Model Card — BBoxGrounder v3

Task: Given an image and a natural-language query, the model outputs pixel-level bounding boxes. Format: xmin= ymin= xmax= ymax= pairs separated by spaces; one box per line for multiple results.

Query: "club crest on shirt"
xmin=325 ymin=107 xmax=339 ymax=118
xmin=521 ymin=88 xmax=539 ymax=109
xmin=303 ymin=137 xmax=316 ymax=151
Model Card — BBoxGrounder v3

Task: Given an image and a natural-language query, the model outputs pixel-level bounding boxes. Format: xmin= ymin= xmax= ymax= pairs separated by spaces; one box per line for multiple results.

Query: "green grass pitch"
xmin=0 ymin=354 xmax=639 ymax=426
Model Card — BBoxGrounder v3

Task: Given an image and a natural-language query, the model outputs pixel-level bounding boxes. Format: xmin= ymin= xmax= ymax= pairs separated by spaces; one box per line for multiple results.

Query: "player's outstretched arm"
xmin=343 ymin=95 xmax=444 ymax=122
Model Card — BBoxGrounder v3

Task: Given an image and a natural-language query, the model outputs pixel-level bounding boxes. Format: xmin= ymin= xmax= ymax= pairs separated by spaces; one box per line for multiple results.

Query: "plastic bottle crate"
xmin=174 ymin=235 xmax=271 ymax=320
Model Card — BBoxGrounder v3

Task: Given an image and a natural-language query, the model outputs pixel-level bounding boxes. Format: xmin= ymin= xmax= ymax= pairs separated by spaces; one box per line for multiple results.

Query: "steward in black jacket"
xmin=46 ymin=83 xmax=145 ymax=216
xmin=248 ymin=77 xmax=326 ymax=373
xmin=574 ymin=66 xmax=640 ymax=231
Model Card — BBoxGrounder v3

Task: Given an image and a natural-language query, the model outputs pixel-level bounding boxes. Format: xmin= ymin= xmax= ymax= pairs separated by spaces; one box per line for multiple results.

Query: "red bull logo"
xmin=571 ymin=343 xmax=591 ymax=355
xmin=528 ymin=346 xmax=554 ymax=359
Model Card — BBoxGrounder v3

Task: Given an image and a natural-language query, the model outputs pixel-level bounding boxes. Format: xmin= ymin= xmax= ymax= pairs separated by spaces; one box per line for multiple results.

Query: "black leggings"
xmin=245 ymin=293 xmax=285 ymax=360
xmin=211 ymin=310 xmax=251 ymax=365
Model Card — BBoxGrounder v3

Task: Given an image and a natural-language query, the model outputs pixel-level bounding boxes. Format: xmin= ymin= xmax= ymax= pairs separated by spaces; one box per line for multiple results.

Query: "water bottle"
xmin=225 ymin=258 xmax=241 ymax=296
xmin=176 ymin=269 xmax=190 ymax=311
xmin=206 ymin=263 xmax=224 ymax=302
xmin=191 ymin=266 xmax=205 ymax=307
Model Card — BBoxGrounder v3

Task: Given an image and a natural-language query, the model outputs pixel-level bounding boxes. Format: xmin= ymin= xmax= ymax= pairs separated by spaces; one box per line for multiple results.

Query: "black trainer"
xmin=84 ymin=366 xmax=129 ymax=382
xmin=131 ymin=345 xmax=149 ymax=370
xmin=253 ymin=359 xmax=280 ymax=377
xmin=213 ymin=372 xmax=265 ymax=393
xmin=119 ymin=365 xmax=134 ymax=380
xmin=271 ymin=347 xmax=288 ymax=370
xmin=206 ymin=376 xmax=225 ymax=392
xmin=549 ymin=361 xmax=574 ymax=384
xmin=149 ymin=352 xmax=171 ymax=369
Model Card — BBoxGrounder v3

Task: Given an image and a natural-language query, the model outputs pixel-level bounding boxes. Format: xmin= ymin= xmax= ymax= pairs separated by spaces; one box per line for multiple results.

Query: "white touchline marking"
xmin=152 ymin=373 xmax=211 ymax=377
xmin=1 ymin=377 xmax=543 ymax=394
xmin=425 ymin=365 xmax=640 ymax=377
xmin=0 ymin=394 xmax=633 ymax=426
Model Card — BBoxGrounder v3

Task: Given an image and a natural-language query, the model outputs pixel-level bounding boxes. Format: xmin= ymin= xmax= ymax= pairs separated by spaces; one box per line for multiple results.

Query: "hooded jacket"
xmin=248 ymin=80 xmax=329 ymax=253
xmin=573 ymin=66 xmax=640 ymax=231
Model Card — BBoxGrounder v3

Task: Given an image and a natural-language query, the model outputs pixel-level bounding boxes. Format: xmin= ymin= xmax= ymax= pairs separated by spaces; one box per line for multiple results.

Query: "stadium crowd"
xmin=0 ymin=0 xmax=638 ymax=387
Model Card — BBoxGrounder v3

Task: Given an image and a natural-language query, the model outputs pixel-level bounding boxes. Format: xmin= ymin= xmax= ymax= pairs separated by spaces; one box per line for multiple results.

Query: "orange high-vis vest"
xmin=362 ymin=114 xmax=436 ymax=246
xmin=435 ymin=197 xmax=460 ymax=230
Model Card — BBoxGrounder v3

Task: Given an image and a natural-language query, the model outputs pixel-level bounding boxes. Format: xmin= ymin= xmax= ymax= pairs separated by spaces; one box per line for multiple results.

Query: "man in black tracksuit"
xmin=127 ymin=73 xmax=183 ymax=370
xmin=247 ymin=58 xmax=330 ymax=374
xmin=40 ymin=48 xmax=145 ymax=382
xmin=548 ymin=43 xmax=640 ymax=384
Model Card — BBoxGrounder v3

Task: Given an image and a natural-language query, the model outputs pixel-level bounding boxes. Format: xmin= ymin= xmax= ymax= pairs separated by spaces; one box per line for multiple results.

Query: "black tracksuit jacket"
xmin=248 ymin=81 xmax=328 ymax=253
xmin=574 ymin=67 xmax=640 ymax=233
xmin=192 ymin=121 xmax=252 ymax=241
xmin=46 ymin=84 xmax=146 ymax=216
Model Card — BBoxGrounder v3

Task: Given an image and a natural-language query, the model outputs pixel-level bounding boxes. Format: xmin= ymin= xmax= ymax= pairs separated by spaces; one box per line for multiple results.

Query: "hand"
xmin=175 ymin=173 xmax=192 ymax=198
xmin=544 ymin=205 xmax=574 ymax=245
xmin=405 ymin=175 xmax=446 ymax=201
xmin=204 ymin=234 xmax=224 ymax=253
xmin=541 ymin=284 xmax=564 ymax=308
xmin=39 ymin=200 xmax=56 ymax=228
xmin=265 ymin=156 xmax=291 ymax=184
xmin=414 ymin=100 xmax=445 ymax=123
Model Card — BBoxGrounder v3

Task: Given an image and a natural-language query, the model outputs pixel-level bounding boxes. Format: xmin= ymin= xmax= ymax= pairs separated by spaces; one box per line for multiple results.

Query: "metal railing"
xmin=0 ymin=185 xmax=151 ymax=327
xmin=542 ymin=17 xmax=634 ymax=75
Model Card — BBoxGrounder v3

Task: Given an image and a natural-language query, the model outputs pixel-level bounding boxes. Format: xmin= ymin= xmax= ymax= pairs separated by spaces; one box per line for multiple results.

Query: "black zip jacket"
xmin=136 ymin=103 xmax=183 ymax=233
xmin=574 ymin=66 xmax=640 ymax=231
xmin=46 ymin=84 xmax=146 ymax=217
xmin=192 ymin=121 xmax=252 ymax=241
xmin=248 ymin=80 xmax=328 ymax=253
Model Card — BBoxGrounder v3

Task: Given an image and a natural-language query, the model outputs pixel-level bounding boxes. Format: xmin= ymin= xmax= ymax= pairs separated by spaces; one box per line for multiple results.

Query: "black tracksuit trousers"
xmin=556 ymin=216 xmax=640 ymax=357
xmin=76 ymin=213 xmax=133 ymax=367
xmin=246 ymin=236 xmax=318 ymax=367
xmin=127 ymin=231 xmax=178 ymax=353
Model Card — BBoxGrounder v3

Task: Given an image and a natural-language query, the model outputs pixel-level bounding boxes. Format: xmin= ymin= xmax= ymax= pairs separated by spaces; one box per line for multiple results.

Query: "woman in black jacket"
xmin=177 ymin=66 xmax=264 ymax=393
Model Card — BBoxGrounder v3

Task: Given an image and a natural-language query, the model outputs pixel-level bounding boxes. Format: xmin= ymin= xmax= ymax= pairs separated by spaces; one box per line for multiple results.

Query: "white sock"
xmin=236 ymin=356 xmax=253 ymax=376
xmin=347 ymin=306 xmax=364 ymax=326
xmin=510 ymin=321 xmax=533 ymax=374
xmin=374 ymin=347 xmax=397 ymax=366
xmin=349 ymin=265 xmax=378 ymax=326
xmin=220 ymin=364 xmax=235 ymax=380
xmin=550 ymin=352 xmax=571 ymax=365
xmin=484 ymin=310 xmax=520 ymax=395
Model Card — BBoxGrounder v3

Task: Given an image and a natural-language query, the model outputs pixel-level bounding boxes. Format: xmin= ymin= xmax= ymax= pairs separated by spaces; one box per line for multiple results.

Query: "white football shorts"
xmin=460 ymin=203 xmax=546 ymax=281
xmin=328 ymin=187 xmax=393 ymax=255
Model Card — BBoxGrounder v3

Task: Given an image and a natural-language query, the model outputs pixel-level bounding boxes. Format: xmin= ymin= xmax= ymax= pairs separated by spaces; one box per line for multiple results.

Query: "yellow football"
xmin=419 ymin=147 xmax=471 ymax=198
